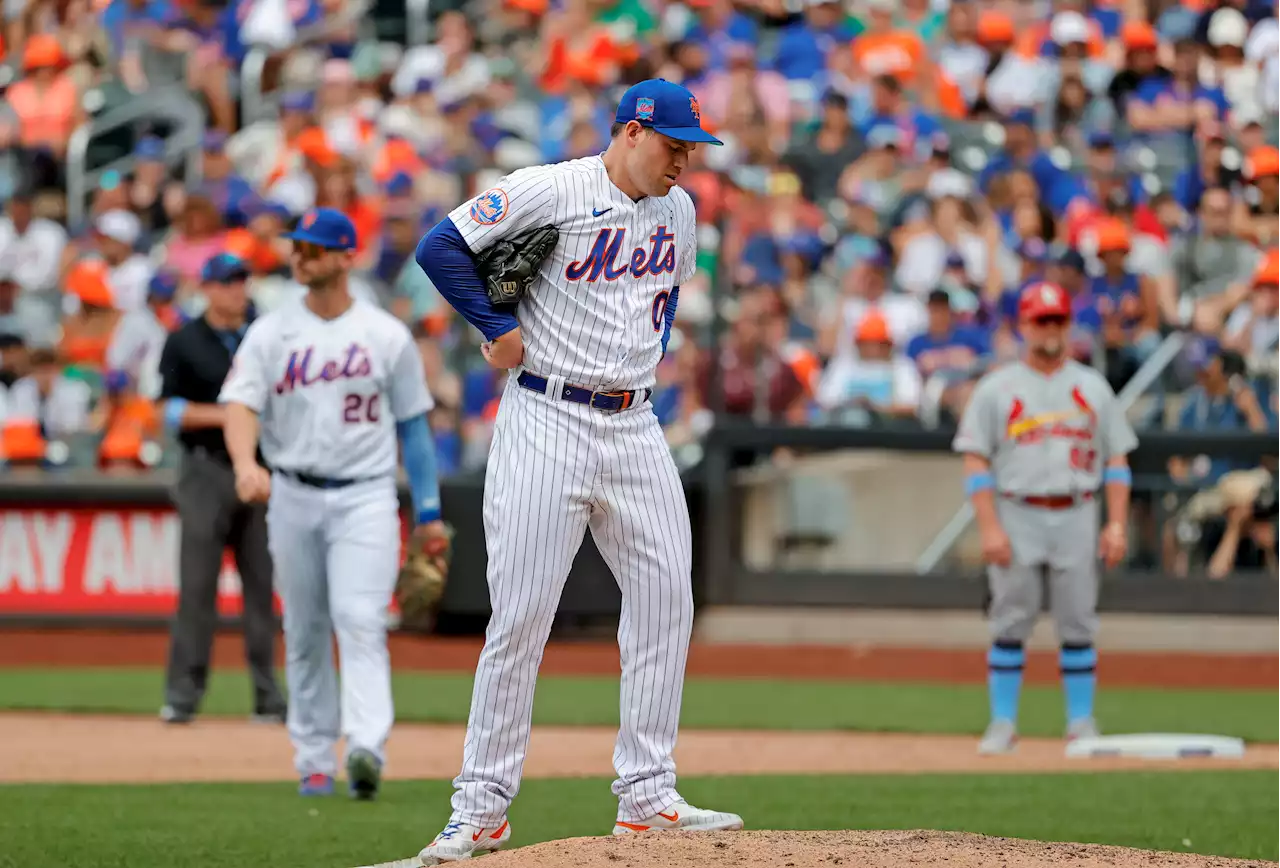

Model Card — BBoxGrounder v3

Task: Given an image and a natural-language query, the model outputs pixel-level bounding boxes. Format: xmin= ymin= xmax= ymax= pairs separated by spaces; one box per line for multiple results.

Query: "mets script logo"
xmin=300 ymin=211 xmax=317 ymax=229
xmin=636 ymin=97 xmax=655 ymax=121
xmin=565 ymin=226 xmax=677 ymax=283
xmin=689 ymin=97 xmax=701 ymax=122
xmin=470 ymin=189 xmax=509 ymax=226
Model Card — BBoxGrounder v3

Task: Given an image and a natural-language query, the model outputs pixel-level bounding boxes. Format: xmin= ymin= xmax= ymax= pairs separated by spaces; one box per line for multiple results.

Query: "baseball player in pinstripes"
xmin=220 ymin=207 xmax=449 ymax=799
xmin=408 ymin=79 xmax=742 ymax=864
xmin=953 ymin=281 xmax=1138 ymax=755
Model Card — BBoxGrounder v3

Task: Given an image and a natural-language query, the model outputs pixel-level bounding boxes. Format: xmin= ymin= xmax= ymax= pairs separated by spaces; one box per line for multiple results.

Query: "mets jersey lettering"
xmin=219 ymin=298 xmax=433 ymax=478
xmin=274 ymin=344 xmax=375 ymax=394
xmin=564 ymin=227 xmax=678 ymax=283
xmin=449 ymin=155 xmax=698 ymax=391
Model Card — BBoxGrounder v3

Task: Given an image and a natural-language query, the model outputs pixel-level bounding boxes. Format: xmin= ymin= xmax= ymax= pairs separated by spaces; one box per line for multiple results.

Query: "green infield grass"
xmin=0 ymin=771 xmax=1274 ymax=868
xmin=0 ymin=667 xmax=1275 ymax=742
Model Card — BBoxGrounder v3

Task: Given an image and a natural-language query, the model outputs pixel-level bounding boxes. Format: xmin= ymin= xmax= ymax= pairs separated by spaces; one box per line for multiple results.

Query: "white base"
xmin=1065 ymin=733 xmax=1246 ymax=760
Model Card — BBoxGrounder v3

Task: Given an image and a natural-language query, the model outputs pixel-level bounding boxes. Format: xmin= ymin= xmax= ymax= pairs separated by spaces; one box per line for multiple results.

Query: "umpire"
xmin=156 ymin=253 xmax=285 ymax=724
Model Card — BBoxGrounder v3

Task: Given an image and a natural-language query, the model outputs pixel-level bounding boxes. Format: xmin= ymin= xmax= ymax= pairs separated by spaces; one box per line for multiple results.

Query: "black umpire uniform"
xmin=157 ymin=254 xmax=285 ymax=723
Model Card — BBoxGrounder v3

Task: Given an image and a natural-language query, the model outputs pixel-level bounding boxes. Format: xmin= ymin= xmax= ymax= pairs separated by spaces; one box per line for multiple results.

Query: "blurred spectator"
xmin=1165 ymin=346 xmax=1277 ymax=575
xmin=821 ymin=246 xmax=926 ymax=364
xmin=96 ymin=368 xmax=160 ymax=469
xmin=0 ymin=187 xmax=66 ymax=298
xmin=816 ymin=311 xmax=921 ymax=427
xmin=5 ymin=35 xmax=84 ymax=180
xmin=1236 ymin=145 xmax=1279 ymax=246
xmin=161 ymin=192 xmax=229 ymax=289
xmin=773 ymin=0 xmax=853 ymax=85
xmin=6 ymin=346 xmax=93 ymax=439
xmin=1155 ymin=186 xmax=1261 ymax=323
xmin=1218 ymin=252 xmax=1280 ymax=361
xmin=107 ymin=269 xmax=182 ymax=399
xmin=702 ymin=289 xmax=805 ymax=423
xmin=93 ymin=210 xmax=154 ymax=312
xmin=60 ymin=261 xmax=120 ymax=370
xmin=1173 ymin=122 xmax=1241 ymax=211
xmin=783 ymin=91 xmax=861 ymax=206
xmin=906 ymin=288 xmax=988 ymax=422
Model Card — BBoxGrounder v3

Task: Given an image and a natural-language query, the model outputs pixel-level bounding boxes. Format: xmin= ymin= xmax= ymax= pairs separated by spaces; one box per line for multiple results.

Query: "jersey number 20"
xmin=344 ymin=393 xmax=380 ymax=424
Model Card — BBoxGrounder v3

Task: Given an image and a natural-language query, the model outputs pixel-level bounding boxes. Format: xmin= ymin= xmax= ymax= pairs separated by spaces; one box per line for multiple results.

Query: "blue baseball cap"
xmin=284 ymin=207 xmax=358 ymax=250
xmin=148 ymin=269 xmax=179 ymax=300
xmin=1017 ymin=237 xmax=1049 ymax=262
xmin=135 ymin=136 xmax=165 ymax=161
xmin=202 ymin=130 xmax=228 ymax=152
xmin=1087 ymin=130 xmax=1116 ymax=150
xmin=200 ymin=252 xmax=250 ymax=284
xmin=279 ymin=91 xmax=315 ymax=113
xmin=614 ymin=79 xmax=723 ymax=145
xmin=1053 ymin=246 xmax=1086 ymax=272
xmin=1005 ymin=108 xmax=1036 ymax=128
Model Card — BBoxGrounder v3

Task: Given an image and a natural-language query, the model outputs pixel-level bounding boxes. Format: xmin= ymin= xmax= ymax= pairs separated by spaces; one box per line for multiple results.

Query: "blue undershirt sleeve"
xmin=396 ymin=413 xmax=443 ymax=524
xmin=416 ymin=218 xmax=520 ymax=342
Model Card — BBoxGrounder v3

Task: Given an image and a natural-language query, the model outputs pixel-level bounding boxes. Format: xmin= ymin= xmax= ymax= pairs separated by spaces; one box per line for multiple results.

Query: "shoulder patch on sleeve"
xmin=470 ymin=188 xmax=510 ymax=226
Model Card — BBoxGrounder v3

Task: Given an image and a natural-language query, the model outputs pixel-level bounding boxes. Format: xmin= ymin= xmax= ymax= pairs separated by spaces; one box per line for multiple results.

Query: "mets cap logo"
xmin=470 ymin=188 xmax=509 ymax=226
xmin=636 ymin=97 xmax=655 ymax=121
xmin=301 ymin=211 xmax=317 ymax=229
xmin=689 ymin=96 xmax=701 ymax=122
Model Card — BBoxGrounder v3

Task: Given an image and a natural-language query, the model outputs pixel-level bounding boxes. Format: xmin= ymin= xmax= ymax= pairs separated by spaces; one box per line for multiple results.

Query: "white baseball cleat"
xmin=418 ymin=819 xmax=512 ymax=864
xmin=613 ymin=800 xmax=744 ymax=835
xmin=1066 ymin=716 xmax=1100 ymax=741
xmin=978 ymin=718 xmax=1019 ymax=755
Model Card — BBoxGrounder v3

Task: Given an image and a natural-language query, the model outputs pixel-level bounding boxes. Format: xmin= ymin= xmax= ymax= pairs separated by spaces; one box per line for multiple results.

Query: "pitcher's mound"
xmin=477 ymin=830 xmax=1275 ymax=867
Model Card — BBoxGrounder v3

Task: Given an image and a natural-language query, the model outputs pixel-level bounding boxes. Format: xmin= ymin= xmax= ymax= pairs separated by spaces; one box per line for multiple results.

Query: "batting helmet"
xmin=1018 ymin=281 xmax=1071 ymax=320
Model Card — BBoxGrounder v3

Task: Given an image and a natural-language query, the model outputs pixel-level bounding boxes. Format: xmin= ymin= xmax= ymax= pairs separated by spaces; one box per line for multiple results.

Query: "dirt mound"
xmin=477 ymin=830 xmax=1276 ymax=868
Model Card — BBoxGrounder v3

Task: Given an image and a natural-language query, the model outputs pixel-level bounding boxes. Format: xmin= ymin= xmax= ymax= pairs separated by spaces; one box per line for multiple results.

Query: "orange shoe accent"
xmin=490 ymin=822 xmax=509 ymax=839
xmin=615 ymin=821 xmax=651 ymax=832
xmin=657 ymin=810 xmax=679 ymax=822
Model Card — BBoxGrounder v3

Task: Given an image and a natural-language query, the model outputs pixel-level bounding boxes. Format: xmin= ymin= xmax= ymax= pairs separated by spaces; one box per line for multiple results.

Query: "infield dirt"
xmin=463 ymin=830 xmax=1278 ymax=868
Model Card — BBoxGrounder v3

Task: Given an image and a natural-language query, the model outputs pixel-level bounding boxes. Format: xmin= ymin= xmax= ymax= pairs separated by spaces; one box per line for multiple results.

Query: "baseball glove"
xmin=395 ymin=523 xmax=453 ymax=632
xmin=477 ymin=225 xmax=559 ymax=307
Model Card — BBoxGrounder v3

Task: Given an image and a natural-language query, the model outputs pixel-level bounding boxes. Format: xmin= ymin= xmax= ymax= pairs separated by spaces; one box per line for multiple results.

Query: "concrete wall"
xmin=737 ymin=450 xmax=981 ymax=571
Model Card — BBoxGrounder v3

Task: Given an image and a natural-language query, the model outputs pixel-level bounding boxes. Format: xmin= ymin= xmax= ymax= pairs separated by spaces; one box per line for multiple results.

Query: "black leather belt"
xmin=517 ymin=371 xmax=650 ymax=413
xmin=277 ymin=469 xmax=364 ymax=490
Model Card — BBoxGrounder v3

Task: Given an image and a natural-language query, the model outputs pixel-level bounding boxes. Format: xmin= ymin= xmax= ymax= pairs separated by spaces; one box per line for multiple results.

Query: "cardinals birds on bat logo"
xmin=470 ymin=188 xmax=509 ymax=226
xmin=636 ymin=98 xmax=655 ymax=121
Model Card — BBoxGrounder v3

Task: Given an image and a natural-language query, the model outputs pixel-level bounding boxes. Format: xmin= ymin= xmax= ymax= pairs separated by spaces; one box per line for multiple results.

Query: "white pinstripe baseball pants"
xmin=451 ymin=376 xmax=694 ymax=824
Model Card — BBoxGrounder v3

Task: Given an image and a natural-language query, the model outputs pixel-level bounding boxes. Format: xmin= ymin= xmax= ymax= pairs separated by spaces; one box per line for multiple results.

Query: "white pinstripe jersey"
xmin=449 ymin=155 xmax=698 ymax=392
xmin=219 ymin=297 xmax=434 ymax=479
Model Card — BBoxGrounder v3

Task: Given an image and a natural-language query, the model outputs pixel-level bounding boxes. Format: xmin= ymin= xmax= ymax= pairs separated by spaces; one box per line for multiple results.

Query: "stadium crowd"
xmin=0 ymin=0 xmax=1276 ymax=566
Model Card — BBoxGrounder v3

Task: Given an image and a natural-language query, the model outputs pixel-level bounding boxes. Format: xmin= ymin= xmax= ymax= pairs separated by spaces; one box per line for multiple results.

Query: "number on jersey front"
xmin=651 ymin=289 xmax=671 ymax=332
xmin=343 ymin=393 xmax=380 ymax=424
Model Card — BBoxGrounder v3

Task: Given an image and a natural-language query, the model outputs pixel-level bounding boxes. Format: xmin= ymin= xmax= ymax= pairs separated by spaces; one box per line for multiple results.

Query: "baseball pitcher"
xmin=220 ymin=208 xmax=451 ymax=799
xmin=411 ymin=79 xmax=742 ymax=864
xmin=953 ymin=281 xmax=1137 ymax=755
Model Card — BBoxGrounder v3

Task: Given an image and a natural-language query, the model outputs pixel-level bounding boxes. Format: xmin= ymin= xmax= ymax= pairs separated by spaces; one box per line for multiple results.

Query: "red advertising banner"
xmin=0 ymin=507 xmax=410 ymax=616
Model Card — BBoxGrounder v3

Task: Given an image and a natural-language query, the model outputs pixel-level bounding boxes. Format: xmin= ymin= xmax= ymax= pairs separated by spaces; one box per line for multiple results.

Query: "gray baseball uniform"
xmin=953 ymin=360 xmax=1138 ymax=643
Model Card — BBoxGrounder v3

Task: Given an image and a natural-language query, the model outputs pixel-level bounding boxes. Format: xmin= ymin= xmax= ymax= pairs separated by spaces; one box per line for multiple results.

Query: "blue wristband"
xmin=964 ymin=472 xmax=995 ymax=496
xmin=416 ymin=506 xmax=442 ymax=525
xmin=163 ymin=398 xmax=188 ymax=433
xmin=1103 ymin=466 xmax=1132 ymax=485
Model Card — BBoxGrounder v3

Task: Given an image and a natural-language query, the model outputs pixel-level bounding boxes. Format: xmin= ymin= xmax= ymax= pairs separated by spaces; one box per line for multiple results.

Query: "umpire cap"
xmin=1019 ymin=281 xmax=1071 ymax=320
